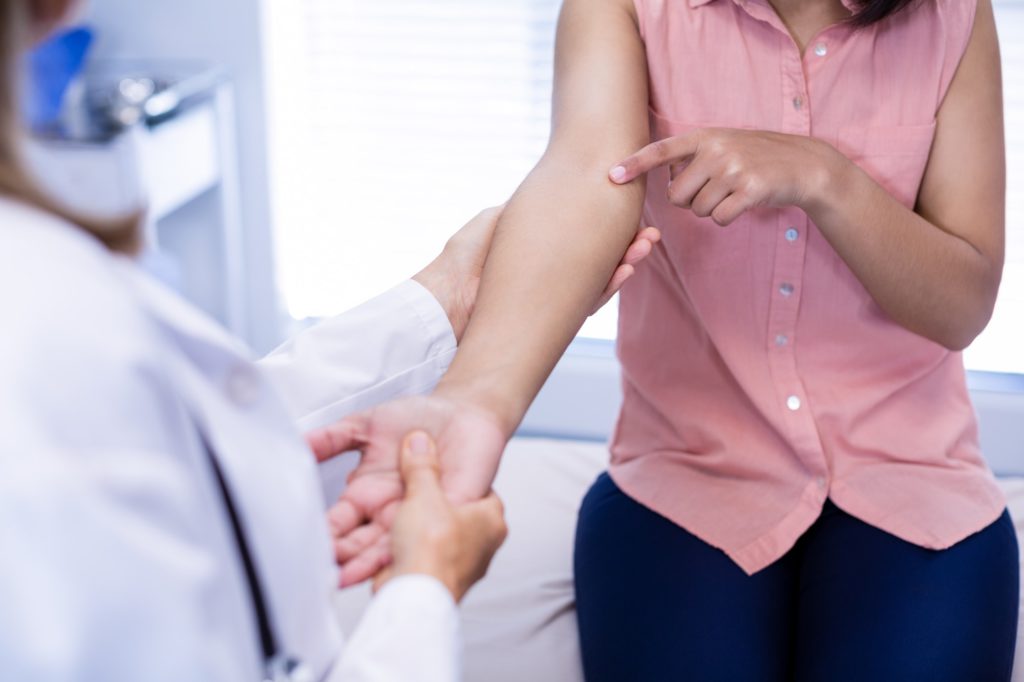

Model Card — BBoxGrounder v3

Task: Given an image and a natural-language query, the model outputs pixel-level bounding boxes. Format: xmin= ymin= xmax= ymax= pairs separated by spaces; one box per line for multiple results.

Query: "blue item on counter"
xmin=24 ymin=26 xmax=94 ymax=129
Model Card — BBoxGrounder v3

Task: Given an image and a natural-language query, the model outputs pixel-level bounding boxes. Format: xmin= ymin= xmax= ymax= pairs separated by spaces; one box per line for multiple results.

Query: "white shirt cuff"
xmin=331 ymin=574 xmax=460 ymax=682
xmin=260 ymin=279 xmax=458 ymax=433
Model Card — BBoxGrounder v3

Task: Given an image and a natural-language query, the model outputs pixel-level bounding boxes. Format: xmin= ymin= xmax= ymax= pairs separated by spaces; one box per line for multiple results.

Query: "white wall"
xmin=83 ymin=0 xmax=282 ymax=353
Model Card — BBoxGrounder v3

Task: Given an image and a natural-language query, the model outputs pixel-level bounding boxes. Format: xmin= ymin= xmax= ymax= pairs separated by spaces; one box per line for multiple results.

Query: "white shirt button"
xmin=779 ymin=282 xmax=795 ymax=297
xmin=792 ymin=96 xmax=804 ymax=111
xmin=785 ymin=228 xmax=800 ymax=242
xmin=787 ymin=395 xmax=802 ymax=411
xmin=816 ymin=476 xmax=827 ymax=490
xmin=225 ymin=366 xmax=262 ymax=407
xmin=814 ymin=43 xmax=828 ymax=57
xmin=775 ymin=334 xmax=789 ymax=347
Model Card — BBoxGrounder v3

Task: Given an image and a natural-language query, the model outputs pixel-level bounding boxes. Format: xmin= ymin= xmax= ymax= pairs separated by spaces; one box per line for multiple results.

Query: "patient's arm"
xmin=435 ymin=0 xmax=650 ymax=430
xmin=313 ymin=0 xmax=652 ymax=585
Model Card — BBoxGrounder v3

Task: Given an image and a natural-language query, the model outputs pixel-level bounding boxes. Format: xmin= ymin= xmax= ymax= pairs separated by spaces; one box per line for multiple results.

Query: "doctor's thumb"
xmin=400 ymin=431 xmax=443 ymax=498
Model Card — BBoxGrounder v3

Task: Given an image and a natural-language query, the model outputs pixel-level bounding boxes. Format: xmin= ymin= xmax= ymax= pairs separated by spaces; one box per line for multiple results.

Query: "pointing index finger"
xmin=609 ymin=132 xmax=701 ymax=185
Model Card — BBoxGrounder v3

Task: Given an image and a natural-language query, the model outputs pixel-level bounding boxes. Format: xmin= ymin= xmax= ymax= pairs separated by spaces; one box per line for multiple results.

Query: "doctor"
xmin=0 ymin=0 xmax=661 ymax=680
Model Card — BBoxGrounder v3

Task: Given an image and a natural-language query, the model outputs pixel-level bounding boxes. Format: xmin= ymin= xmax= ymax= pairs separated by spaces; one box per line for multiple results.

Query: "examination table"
xmin=332 ymin=438 xmax=1024 ymax=681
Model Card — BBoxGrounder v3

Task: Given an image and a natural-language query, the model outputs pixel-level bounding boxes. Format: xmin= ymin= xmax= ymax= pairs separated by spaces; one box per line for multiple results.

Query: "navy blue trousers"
xmin=574 ymin=473 xmax=1020 ymax=682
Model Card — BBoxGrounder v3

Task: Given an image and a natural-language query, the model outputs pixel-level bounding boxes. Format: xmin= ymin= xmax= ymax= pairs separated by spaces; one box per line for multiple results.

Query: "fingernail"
xmin=407 ymin=431 xmax=431 ymax=457
xmin=609 ymin=165 xmax=628 ymax=183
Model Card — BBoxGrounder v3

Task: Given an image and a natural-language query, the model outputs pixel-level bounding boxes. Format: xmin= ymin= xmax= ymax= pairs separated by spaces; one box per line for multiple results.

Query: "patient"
xmin=316 ymin=0 xmax=1019 ymax=680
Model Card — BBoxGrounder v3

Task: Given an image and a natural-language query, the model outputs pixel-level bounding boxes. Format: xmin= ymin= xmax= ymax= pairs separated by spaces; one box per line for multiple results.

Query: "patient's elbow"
xmin=937 ymin=279 xmax=1000 ymax=352
xmin=940 ymin=316 xmax=990 ymax=353
xmin=940 ymin=331 xmax=978 ymax=354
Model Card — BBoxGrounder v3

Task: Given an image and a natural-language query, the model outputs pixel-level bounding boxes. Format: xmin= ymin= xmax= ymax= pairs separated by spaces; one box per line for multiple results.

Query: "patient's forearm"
xmin=435 ymin=151 xmax=646 ymax=434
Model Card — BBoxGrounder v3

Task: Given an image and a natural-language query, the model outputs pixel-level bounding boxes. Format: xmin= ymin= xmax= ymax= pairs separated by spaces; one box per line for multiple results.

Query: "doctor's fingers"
xmin=305 ymin=413 xmax=371 ymax=462
xmin=592 ymin=264 xmax=634 ymax=315
xmin=591 ymin=228 xmax=660 ymax=314
xmin=457 ymin=492 xmax=508 ymax=553
xmin=625 ymin=227 xmax=662 ymax=263
xmin=445 ymin=493 xmax=508 ymax=592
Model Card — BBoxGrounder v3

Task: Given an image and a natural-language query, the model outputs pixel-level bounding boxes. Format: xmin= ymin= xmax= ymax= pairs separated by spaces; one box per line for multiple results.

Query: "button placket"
xmin=763 ymin=34 xmax=827 ymax=472
xmin=781 ymin=40 xmax=810 ymax=134
xmin=771 ymin=41 xmax=811 ymax=359
xmin=765 ymin=209 xmax=819 ymax=465
xmin=768 ymin=213 xmax=806 ymax=353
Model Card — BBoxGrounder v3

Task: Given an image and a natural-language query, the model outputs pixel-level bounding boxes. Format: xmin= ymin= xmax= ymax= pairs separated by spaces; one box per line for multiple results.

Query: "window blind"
xmin=263 ymin=0 xmax=560 ymax=320
xmin=264 ymin=0 xmax=1024 ymax=372
xmin=965 ymin=0 xmax=1024 ymax=373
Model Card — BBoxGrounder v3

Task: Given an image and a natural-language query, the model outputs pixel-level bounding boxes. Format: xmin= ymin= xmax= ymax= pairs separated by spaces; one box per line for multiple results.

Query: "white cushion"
xmin=333 ymin=438 xmax=1024 ymax=681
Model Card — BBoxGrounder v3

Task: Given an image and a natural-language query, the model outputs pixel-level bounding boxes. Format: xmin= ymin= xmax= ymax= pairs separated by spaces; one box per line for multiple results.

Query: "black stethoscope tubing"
xmin=201 ymin=432 xmax=311 ymax=682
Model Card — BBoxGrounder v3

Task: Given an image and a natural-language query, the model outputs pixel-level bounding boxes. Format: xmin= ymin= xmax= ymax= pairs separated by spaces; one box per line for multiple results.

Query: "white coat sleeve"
xmin=259 ymin=280 xmax=458 ymax=432
xmin=329 ymin=576 xmax=460 ymax=682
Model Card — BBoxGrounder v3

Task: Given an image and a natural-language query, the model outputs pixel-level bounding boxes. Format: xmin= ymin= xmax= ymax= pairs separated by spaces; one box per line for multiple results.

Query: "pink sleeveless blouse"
xmin=611 ymin=0 xmax=1006 ymax=574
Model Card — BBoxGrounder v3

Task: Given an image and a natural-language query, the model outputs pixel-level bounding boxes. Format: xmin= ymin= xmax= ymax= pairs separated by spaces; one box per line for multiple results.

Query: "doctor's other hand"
xmin=414 ymin=206 xmax=661 ymax=341
xmin=374 ymin=431 xmax=507 ymax=602
xmin=307 ymin=394 xmax=506 ymax=587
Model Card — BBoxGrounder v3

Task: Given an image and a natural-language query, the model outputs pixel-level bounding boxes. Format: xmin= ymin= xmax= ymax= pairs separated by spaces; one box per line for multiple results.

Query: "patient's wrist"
xmin=433 ymin=378 xmax=522 ymax=440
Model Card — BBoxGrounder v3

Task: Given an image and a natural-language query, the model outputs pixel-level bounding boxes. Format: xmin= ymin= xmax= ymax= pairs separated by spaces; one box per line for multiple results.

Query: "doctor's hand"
xmin=374 ymin=431 xmax=507 ymax=602
xmin=307 ymin=394 xmax=505 ymax=587
xmin=609 ymin=128 xmax=844 ymax=226
xmin=414 ymin=206 xmax=661 ymax=341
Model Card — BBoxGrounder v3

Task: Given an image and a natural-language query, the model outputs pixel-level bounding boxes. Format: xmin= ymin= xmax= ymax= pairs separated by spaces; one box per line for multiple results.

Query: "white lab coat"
xmin=0 ymin=198 xmax=461 ymax=681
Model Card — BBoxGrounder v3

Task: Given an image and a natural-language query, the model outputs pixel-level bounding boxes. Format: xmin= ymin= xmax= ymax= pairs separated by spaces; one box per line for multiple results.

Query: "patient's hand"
xmin=307 ymin=394 xmax=505 ymax=586
xmin=414 ymin=206 xmax=661 ymax=341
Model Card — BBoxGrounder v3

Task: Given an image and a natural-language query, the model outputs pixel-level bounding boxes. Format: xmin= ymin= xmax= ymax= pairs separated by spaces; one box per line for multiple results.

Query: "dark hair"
xmin=0 ymin=0 xmax=140 ymax=253
xmin=851 ymin=0 xmax=920 ymax=27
